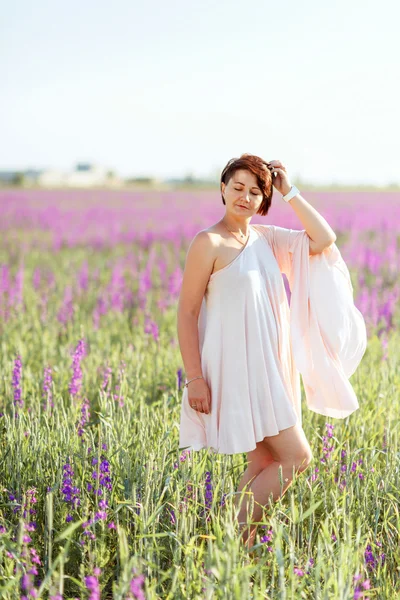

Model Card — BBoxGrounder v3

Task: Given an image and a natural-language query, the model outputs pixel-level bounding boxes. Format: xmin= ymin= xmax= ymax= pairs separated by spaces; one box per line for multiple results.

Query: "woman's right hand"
xmin=187 ymin=378 xmax=211 ymax=414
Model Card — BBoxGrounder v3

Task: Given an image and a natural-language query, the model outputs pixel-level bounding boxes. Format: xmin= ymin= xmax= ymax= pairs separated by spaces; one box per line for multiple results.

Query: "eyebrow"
xmin=234 ymin=180 xmax=261 ymax=191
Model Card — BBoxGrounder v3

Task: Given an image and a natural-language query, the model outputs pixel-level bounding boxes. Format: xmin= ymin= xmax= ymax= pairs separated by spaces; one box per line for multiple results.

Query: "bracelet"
xmin=282 ymin=185 xmax=300 ymax=203
xmin=184 ymin=375 xmax=204 ymax=388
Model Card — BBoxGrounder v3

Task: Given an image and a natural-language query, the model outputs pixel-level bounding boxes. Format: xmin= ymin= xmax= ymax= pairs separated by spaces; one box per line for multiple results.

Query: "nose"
xmin=240 ymin=190 xmax=250 ymax=202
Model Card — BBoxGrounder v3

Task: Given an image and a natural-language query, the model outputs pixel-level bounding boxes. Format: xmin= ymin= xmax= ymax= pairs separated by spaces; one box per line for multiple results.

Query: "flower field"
xmin=0 ymin=187 xmax=399 ymax=599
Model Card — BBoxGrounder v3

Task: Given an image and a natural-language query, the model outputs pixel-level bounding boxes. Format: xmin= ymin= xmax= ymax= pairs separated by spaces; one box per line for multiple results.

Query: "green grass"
xmin=0 ymin=247 xmax=398 ymax=599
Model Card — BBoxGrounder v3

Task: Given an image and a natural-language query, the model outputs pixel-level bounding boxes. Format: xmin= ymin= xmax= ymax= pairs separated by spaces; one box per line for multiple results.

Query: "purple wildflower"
xmin=144 ymin=314 xmax=159 ymax=342
xmin=61 ymin=461 xmax=81 ymax=520
xmin=167 ymin=508 xmax=176 ymax=524
xmin=177 ymin=368 xmax=183 ymax=390
xmin=305 ymin=557 xmax=315 ymax=574
xmin=173 ymin=449 xmax=191 ymax=469
xmin=68 ymin=338 xmax=86 ymax=397
xmin=12 ymin=354 xmax=23 ymax=408
xmin=260 ymin=526 xmax=274 ymax=551
xmin=77 ymin=396 xmax=90 ymax=438
xmin=128 ymin=573 xmax=146 ymax=600
xmin=364 ymin=542 xmax=385 ymax=572
xmin=57 ymin=284 xmax=74 ymax=326
xmin=85 ymin=567 xmax=101 ymax=600
xmin=320 ymin=423 xmax=335 ymax=464
xmin=81 ymin=446 xmax=113 ymax=545
xmin=42 ymin=365 xmax=53 ymax=410
xmin=17 ymin=488 xmax=41 ymax=597
xmin=204 ymin=471 xmax=213 ymax=511
xmin=113 ymin=360 xmax=126 ymax=407
xmin=353 ymin=573 xmax=371 ymax=599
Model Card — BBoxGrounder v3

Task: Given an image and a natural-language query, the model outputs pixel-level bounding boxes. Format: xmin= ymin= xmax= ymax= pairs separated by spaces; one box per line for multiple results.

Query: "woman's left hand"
xmin=266 ymin=160 xmax=292 ymax=196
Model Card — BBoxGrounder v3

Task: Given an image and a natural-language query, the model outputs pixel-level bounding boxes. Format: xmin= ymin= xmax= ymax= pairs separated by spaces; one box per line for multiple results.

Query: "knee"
xmin=282 ymin=451 xmax=313 ymax=473
xmin=295 ymin=451 xmax=314 ymax=472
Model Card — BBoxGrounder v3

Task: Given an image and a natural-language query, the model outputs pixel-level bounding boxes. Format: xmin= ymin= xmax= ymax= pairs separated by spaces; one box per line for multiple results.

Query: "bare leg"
xmin=234 ymin=443 xmax=276 ymax=551
xmin=235 ymin=423 xmax=313 ymax=551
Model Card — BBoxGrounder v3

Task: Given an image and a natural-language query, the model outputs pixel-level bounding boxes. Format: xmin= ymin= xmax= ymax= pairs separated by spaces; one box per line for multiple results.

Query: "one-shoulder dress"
xmin=178 ymin=223 xmax=367 ymax=455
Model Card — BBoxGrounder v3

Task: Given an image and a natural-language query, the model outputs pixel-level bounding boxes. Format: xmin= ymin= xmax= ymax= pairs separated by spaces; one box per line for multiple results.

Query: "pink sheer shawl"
xmin=253 ymin=224 xmax=367 ymax=418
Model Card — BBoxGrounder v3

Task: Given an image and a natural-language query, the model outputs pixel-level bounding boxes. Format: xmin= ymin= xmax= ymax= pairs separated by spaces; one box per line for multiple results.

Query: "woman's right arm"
xmin=177 ymin=231 xmax=216 ymax=413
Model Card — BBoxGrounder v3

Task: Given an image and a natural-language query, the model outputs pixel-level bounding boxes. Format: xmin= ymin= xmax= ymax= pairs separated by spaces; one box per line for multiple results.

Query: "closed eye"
xmin=234 ymin=187 xmax=260 ymax=194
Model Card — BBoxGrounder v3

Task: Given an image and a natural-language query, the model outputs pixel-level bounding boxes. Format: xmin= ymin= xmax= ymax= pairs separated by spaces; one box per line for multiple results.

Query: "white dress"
xmin=178 ymin=224 xmax=367 ymax=455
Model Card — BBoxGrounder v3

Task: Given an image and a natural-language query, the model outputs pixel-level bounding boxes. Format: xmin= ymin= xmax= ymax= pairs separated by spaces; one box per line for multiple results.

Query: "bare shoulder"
xmin=190 ymin=223 xmax=227 ymax=252
xmin=201 ymin=222 xmax=228 ymax=244
xmin=178 ymin=228 xmax=219 ymax=317
xmin=185 ymin=225 xmax=224 ymax=271
xmin=188 ymin=227 xmax=219 ymax=254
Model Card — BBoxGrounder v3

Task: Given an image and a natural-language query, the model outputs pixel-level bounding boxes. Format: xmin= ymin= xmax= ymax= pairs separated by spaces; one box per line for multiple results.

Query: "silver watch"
xmin=282 ymin=185 xmax=300 ymax=203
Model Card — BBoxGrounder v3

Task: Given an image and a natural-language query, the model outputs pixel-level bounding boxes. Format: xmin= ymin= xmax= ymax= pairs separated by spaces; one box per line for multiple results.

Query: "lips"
xmin=237 ymin=205 xmax=248 ymax=209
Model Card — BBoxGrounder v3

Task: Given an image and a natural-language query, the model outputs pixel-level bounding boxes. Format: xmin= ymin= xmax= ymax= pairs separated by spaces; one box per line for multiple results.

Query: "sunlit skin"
xmin=219 ymin=169 xmax=264 ymax=238
xmin=219 ymin=160 xmax=337 ymax=254
xmin=219 ymin=164 xmax=317 ymax=554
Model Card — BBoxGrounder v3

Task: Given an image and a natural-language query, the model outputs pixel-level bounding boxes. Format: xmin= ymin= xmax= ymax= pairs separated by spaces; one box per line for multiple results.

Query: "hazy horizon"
xmin=1 ymin=0 xmax=399 ymax=186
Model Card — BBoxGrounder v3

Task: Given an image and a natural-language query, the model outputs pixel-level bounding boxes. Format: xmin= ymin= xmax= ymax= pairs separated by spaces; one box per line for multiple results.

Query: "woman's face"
xmin=221 ymin=169 xmax=263 ymax=217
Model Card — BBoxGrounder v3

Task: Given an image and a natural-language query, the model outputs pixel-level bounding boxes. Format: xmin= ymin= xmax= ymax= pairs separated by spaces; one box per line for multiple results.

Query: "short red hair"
xmin=220 ymin=153 xmax=273 ymax=216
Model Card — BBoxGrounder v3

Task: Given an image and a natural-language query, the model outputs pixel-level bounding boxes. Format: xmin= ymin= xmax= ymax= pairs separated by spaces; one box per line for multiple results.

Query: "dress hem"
xmin=178 ymin=415 xmax=299 ymax=456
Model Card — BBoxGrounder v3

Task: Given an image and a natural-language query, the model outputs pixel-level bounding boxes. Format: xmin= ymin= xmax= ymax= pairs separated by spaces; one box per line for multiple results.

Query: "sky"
xmin=1 ymin=0 xmax=399 ymax=185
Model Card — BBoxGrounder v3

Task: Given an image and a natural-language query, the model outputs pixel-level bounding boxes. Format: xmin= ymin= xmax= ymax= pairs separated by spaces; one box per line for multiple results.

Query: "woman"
xmin=177 ymin=153 xmax=366 ymax=552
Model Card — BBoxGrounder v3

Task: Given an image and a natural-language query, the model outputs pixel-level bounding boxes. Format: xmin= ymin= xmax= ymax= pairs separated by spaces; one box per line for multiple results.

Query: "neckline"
xmin=209 ymin=225 xmax=254 ymax=281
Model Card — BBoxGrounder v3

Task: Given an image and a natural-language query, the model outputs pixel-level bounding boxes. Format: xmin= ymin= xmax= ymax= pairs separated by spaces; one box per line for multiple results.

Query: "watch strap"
xmin=282 ymin=185 xmax=300 ymax=203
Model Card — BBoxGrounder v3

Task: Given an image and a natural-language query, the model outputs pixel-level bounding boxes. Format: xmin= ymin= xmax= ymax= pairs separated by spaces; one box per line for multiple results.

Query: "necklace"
xmin=221 ymin=220 xmax=249 ymax=246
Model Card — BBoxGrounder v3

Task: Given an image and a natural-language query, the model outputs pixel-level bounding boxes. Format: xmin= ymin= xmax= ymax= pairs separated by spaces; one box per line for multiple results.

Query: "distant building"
xmin=37 ymin=169 xmax=66 ymax=187
xmin=0 ymin=171 xmax=22 ymax=184
xmin=38 ymin=163 xmax=122 ymax=188
xmin=0 ymin=169 xmax=43 ymax=185
xmin=0 ymin=163 xmax=122 ymax=188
